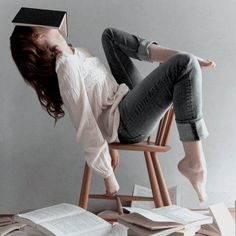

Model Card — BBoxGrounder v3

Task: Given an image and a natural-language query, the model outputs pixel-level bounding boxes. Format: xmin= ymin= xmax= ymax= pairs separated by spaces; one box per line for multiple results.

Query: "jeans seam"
xmin=189 ymin=68 xmax=195 ymax=120
xmin=188 ymin=77 xmax=195 ymax=119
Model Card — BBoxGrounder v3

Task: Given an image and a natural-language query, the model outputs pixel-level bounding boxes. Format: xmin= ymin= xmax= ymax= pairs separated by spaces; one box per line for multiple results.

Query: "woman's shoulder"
xmin=55 ymin=46 xmax=93 ymax=72
xmin=55 ymin=51 xmax=78 ymax=72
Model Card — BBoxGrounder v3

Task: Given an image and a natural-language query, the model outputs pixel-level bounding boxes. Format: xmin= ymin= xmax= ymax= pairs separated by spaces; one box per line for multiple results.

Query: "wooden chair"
xmin=78 ymin=105 xmax=175 ymax=213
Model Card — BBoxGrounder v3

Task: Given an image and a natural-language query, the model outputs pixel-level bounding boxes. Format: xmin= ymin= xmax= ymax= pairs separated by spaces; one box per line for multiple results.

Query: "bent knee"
xmin=173 ymin=52 xmax=199 ymax=68
xmin=101 ymin=27 xmax=116 ymax=42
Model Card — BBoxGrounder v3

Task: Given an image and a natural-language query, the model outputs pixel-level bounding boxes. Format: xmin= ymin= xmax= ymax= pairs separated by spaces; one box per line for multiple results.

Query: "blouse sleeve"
xmin=56 ymin=56 xmax=114 ymax=179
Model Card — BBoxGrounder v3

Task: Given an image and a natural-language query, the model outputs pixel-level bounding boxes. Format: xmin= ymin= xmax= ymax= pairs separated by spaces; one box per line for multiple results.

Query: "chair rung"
xmin=89 ymin=194 xmax=154 ymax=202
xmin=109 ymin=141 xmax=171 ymax=152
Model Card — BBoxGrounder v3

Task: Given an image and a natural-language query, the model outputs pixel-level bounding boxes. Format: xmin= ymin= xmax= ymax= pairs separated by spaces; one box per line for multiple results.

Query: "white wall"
xmin=1 ymin=0 xmax=236 ymax=213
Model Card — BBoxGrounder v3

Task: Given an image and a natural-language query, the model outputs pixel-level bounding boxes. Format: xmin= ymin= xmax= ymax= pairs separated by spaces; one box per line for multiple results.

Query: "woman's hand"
xmin=103 ymin=149 xmax=120 ymax=195
xmin=109 ymin=148 xmax=120 ymax=170
xmin=197 ymin=57 xmax=216 ymax=68
xmin=104 ymin=172 xmax=120 ymax=195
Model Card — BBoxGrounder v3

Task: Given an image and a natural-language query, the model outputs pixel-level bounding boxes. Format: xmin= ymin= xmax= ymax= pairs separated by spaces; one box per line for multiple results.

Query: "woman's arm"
xmin=56 ymin=56 xmax=119 ymax=195
xmin=148 ymin=43 xmax=216 ymax=68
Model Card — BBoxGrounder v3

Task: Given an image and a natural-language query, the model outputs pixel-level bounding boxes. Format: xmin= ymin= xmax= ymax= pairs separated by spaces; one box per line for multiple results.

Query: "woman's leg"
xmin=178 ymin=141 xmax=207 ymax=202
xmin=101 ymin=27 xmax=158 ymax=90
xmin=102 ymin=27 xmax=209 ymax=201
xmin=101 ymin=27 xmax=157 ymax=195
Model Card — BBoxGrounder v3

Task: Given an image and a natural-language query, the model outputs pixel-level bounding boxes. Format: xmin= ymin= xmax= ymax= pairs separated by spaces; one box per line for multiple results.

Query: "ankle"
xmin=188 ymin=160 xmax=203 ymax=170
xmin=180 ymin=157 xmax=206 ymax=172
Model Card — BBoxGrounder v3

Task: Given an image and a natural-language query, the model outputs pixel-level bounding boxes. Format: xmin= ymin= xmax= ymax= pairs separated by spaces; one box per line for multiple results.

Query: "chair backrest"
xmin=155 ymin=105 xmax=174 ymax=147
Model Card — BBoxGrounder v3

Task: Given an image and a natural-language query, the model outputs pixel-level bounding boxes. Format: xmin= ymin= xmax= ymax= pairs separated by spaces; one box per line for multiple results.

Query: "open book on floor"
xmin=13 ymin=203 xmax=112 ymax=236
xmin=118 ymin=205 xmax=212 ymax=236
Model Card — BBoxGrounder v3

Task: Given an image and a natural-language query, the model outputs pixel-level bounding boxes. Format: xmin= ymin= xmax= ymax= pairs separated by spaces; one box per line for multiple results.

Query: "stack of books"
xmin=118 ymin=205 xmax=213 ymax=236
xmin=1 ymin=202 xmax=234 ymax=236
xmin=0 ymin=217 xmax=13 ymax=227
xmin=196 ymin=202 xmax=235 ymax=236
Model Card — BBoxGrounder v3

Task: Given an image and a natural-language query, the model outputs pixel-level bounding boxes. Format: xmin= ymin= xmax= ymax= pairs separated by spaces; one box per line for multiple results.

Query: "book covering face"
xmin=12 ymin=7 xmax=68 ymax=38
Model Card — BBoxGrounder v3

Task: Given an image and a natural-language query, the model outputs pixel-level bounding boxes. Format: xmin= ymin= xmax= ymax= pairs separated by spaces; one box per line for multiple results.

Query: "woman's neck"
xmin=58 ymin=43 xmax=74 ymax=55
xmin=54 ymin=34 xmax=74 ymax=55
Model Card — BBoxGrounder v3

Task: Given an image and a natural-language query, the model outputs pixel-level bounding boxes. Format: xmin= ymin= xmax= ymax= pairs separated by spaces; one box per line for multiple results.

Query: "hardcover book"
xmin=12 ymin=7 xmax=68 ymax=38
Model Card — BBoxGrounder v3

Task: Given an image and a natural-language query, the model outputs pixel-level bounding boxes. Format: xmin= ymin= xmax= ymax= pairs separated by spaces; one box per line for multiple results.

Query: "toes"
xmin=199 ymin=192 xmax=208 ymax=202
xmin=192 ymin=182 xmax=208 ymax=202
xmin=178 ymin=158 xmax=208 ymax=202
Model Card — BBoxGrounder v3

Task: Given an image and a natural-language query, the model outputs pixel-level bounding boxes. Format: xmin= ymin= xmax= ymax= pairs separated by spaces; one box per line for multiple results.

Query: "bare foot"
xmin=104 ymin=172 xmax=120 ymax=195
xmin=178 ymin=157 xmax=208 ymax=202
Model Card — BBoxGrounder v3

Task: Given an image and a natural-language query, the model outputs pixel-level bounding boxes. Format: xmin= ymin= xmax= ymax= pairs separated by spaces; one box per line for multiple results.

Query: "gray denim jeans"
xmin=101 ymin=27 xmax=209 ymax=143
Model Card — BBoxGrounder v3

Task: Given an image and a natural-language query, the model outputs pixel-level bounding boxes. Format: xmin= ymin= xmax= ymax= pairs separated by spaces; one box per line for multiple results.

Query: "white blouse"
xmin=55 ymin=47 xmax=129 ymax=178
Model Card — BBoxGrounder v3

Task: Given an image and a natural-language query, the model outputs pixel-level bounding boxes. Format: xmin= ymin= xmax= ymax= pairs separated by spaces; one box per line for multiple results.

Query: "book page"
xmin=15 ymin=203 xmax=85 ymax=225
xmin=123 ymin=207 xmax=176 ymax=222
xmin=131 ymin=184 xmax=155 ymax=210
xmin=7 ymin=229 xmax=45 ymax=236
xmin=131 ymin=185 xmax=178 ymax=209
xmin=59 ymin=14 xmax=67 ymax=38
xmin=38 ymin=211 xmax=111 ymax=236
xmin=200 ymin=223 xmax=220 ymax=234
xmin=209 ymin=202 xmax=235 ymax=236
xmin=6 ymin=232 xmax=28 ymax=236
xmin=21 ymin=225 xmax=46 ymax=236
xmin=0 ymin=222 xmax=26 ymax=236
xmin=106 ymin=223 xmax=128 ymax=236
xmin=151 ymin=205 xmax=212 ymax=225
xmin=119 ymin=218 xmax=183 ymax=235
xmin=0 ymin=216 xmax=13 ymax=227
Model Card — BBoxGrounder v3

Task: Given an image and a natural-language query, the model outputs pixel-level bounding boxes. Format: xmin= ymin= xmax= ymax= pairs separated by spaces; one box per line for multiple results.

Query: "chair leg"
xmin=144 ymin=151 xmax=164 ymax=207
xmin=78 ymin=163 xmax=92 ymax=209
xmin=150 ymin=152 xmax=172 ymax=206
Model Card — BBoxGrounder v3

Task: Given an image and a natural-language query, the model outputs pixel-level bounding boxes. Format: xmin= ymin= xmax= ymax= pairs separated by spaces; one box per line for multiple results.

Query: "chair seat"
xmin=109 ymin=141 xmax=171 ymax=153
xmin=79 ymin=106 xmax=174 ymax=211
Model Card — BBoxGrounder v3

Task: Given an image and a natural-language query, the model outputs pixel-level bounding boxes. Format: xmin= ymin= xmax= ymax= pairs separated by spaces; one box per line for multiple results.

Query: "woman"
xmin=10 ymin=26 xmax=215 ymax=202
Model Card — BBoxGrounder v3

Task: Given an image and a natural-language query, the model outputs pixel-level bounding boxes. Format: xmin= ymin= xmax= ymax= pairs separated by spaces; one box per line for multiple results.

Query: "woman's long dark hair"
xmin=10 ymin=26 xmax=65 ymax=125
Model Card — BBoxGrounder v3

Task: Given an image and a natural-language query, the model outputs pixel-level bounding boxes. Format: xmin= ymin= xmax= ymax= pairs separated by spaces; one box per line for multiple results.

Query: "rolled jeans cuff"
xmin=176 ymin=118 xmax=209 ymax=142
xmin=137 ymin=40 xmax=158 ymax=62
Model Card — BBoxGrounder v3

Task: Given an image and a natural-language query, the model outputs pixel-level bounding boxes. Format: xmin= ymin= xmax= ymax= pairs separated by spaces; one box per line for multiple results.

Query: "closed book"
xmin=12 ymin=7 xmax=68 ymax=37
